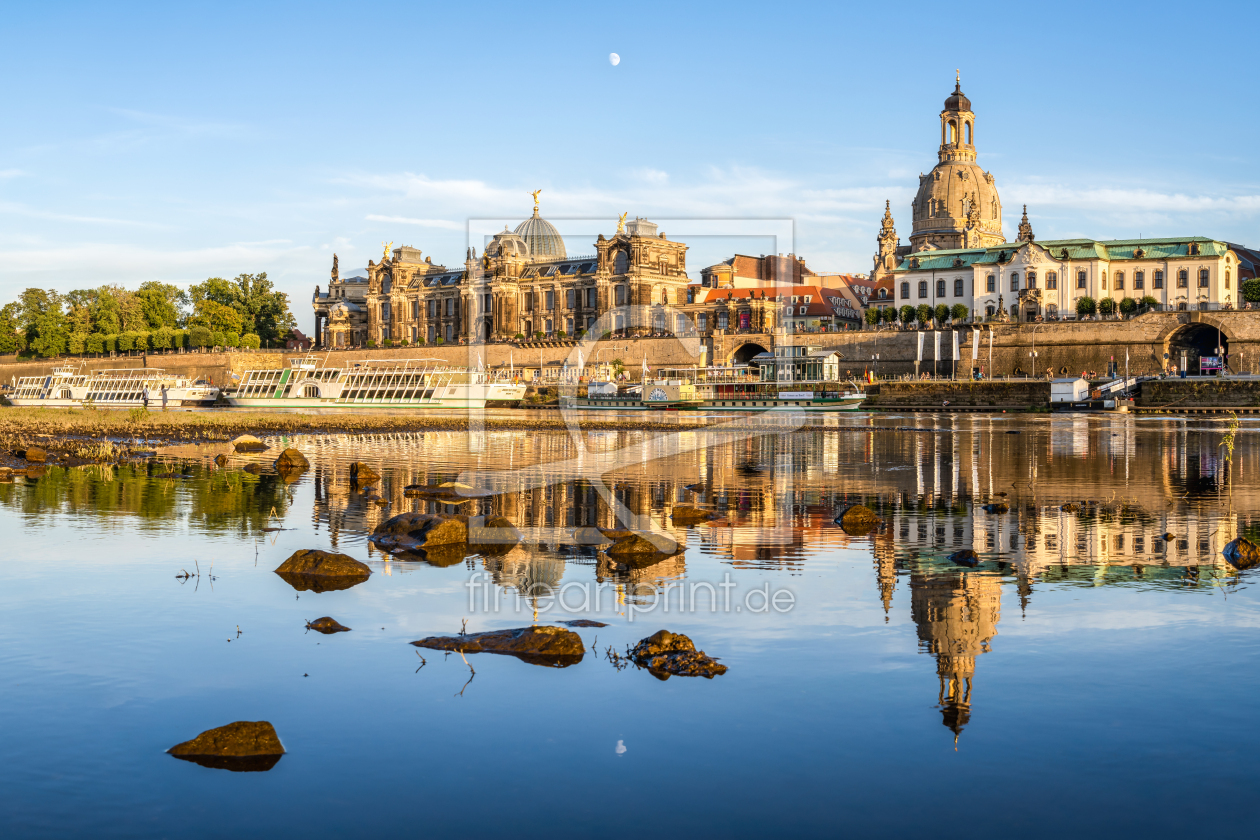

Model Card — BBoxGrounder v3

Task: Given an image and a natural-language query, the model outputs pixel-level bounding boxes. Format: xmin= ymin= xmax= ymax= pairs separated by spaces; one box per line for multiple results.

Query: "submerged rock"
xmin=231 ymin=434 xmax=269 ymax=453
xmin=835 ymin=504 xmax=881 ymax=536
xmin=168 ymin=721 xmax=284 ymax=772
xmin=243 ymin=463 xmax=263 ymax=475
xmin=1061 ymin=503 xmax=1081 ymax=513
xmin=349 ymin=462 xmax=380 ymax=486
xmin=948 ymin=549 xmax=980 ymax=568
xmin=274 ymin=549 xmax=370 ymax=592
xmin=671 ymin=505 xmax=719 ymax=525
xmin=213 ymin=454 xmax=228 ymax=468
xmin=468 ymin=515 xmax=523 ymax=555
xmin=411 ymin=625 xmax=585 ymax=667
xmin=307 ymin=616 xmax=351 ymax=634
xmin=983 ymin=503 xmax=1009 ymax=514
xmin=629 ymin=630 xmax=727 ymax=680
xmin=372 ymin=512 xmax=468 ymax=553
xmin=1222 ymin=537 xmax=1260 ymax=571
xmin=558 ymin=619 xmax=608 ymax=628
xmin=275 ymin=449 xmax=309 ymax=472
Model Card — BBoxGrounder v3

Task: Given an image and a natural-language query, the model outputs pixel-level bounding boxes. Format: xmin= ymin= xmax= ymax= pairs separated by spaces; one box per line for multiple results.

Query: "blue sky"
xmin=2 ymin=0 xmax=1258 ymax=324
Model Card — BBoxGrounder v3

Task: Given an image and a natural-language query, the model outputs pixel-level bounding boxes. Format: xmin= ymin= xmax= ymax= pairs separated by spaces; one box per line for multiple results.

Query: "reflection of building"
xmin=910 ymin=571 xmax=1002 ymax=743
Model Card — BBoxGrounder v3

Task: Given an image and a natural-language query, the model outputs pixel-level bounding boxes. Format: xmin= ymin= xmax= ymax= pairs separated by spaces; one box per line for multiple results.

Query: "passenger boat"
xmin=223 ymin=356 xmax=527 ymax=409
xmin=7 ymin=363 xmax=220 ymax=408
xmin=571 ymin=365 xmax=866 ymax=412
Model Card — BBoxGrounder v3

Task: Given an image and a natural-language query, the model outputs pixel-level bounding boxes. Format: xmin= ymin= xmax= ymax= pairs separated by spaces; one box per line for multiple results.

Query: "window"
xmin=411 ymin=300 xmax=419 ymax=320
xmin=954 ymin=278 xmax=964 ymax=297
xmin=524 ymin=291 xmax=534 ymax=311
xmin=483 ymin=293 xmax=492 ymax=312
xmin=918 ymin=280 xmax=928 ymax=298
xmin=1226 ymin=269 xmax=1231 ymax=288
xmin=587 ymin=288 xmax=597 ymax=307
xmin=1177 ymin=270 xmax=1188 ymax=288
xmin=615 ymin=285 xmax=626 ymax=306
xmin=544 ymin=319 xmax=552 ymax=333
xmin=1077 ymin=271 xmax=1087 ymax=289
xmin=427 ymin=299 xmax=436 ymax=318
xmin=1047 ymin=271 xmax=1057 ymax=290
xmin=1101 ymin=271 xmax=1107 ymax=291
xmin=717 ymin=311 xmax=728 ymax=329
xmin=566 ymin=318 xmax=574 ymax=334
xmin=1010 ymin=273 xmax=1019 ymax=292
xmin=545 ymin=290 xmax=555 ymax=310
xmin=1114 ymin=271 xmax=1124 ymax=290
xmin=698 ymin=313 xmax=707 ymax=331
xmin=986 ymin=274 xmax=995 ymax=293
xmin=613 ymin=251 xmax=629 ymax=273
xmin=901 ymin=282 xmax=910 ymax=299
xmin=1154 ymin=270 xmax=1164 ymax=289
xmin=1134 ymin=270 xmax=1144 ymax=290
xmin=936 ymin=279 xmax=946 ymax=297
xmin=381 ymin=302 xmax=390 ymax=322
xmin=878 ymin=288 xmax=887 ymax=299
xmin=1199 ymin=269 xmax=1210 ymax=288
xmin=1027 ymin=271 xmax=1037 ymax=288
xmin=565 ymin=289 xmax=575 ymax=309
xmin=445 ymin=298 xmax=453 ymax=316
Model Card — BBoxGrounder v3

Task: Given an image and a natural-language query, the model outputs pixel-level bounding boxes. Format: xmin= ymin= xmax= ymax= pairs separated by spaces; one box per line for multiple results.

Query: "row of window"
xmin=907 ymin=267 xmax=1220 ymax=298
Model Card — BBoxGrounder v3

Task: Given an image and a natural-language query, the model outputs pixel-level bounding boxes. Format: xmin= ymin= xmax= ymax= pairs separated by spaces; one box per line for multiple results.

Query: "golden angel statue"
xmin=531 ymin=189 xmax=542 ymax=211
xmin=382 ymin=241 xmax=393 ymax=261
xmin=617 ymin=212 xmax=628 ymax=234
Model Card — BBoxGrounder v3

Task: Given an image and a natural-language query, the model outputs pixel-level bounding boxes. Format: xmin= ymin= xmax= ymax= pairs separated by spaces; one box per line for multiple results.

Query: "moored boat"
xmin=8 ymin=364 xmax=219 ymax=408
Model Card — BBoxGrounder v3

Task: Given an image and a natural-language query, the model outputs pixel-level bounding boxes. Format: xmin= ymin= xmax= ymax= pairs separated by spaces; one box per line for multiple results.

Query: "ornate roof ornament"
xmin=1017 ymin=205 xmax=1035 ymax=243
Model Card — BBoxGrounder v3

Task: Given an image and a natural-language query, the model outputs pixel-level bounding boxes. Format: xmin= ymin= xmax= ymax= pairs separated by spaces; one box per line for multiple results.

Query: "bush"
xmin=534 ymin=331 xmax=545 ymax=340
xmin=67 ymin=333 xmax=86 ymax=354
xmin=514 ymin=333 xmax=526 ymax=340
xmin=915 ymin=304 xmax=933 ymax=326
xmin=1140 ymin=295 xmax=1160 ymax=310
xmin=950 ymin=304 xmax=969 ymax=322
xmin=934 ymin=304 xmax=949 ymax=324
xmin=85 ymin=333 xmax=105 ymax=354
xmin=239 ymin=333 xmax=261 ymax=349
xmin=1243 ymin=278 xmax=1260 ymax=303
xmin=189 ymin=326 xmax=212 ymax=348
xmin=881 ymin=306 xmax=898 ymax=324
xmin=1118 ymin=297 xmax=1137 ymax=316
xmin=103 ymin=334 xmax=118 ymax=353
xmin=154 ymin=326 xmax=175 ymax=350
xmin=899 ymin=305 xmax=915 ymax=324
xmin=435 ymin=337 xmax=444 ymax=345
xmin=865 ymin=308 xmax=880 ymax=327
xmin=223 ymin=332 xmax=240 ymax=348
xmin=602 ymin=331 xmax=612 ymax=339
xmin=556 ymin=330 xmax=567 ymax=338
xmin=1097 ymin=297 xmax=1116 ymax=316
xmin=366 ymin=338 xmax=377 ymax=348
xmin=1075 ymin=296 xmax=1097 ymax=317
xmin=116 ymin=332 xmax=135 ymax=352
xmin=384 ymin=339 xmax=394 ymax=348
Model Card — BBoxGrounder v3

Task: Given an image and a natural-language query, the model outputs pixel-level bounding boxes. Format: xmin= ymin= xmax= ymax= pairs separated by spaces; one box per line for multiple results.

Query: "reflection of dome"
xmin=486 ymin=227 xmax=530 ymax=258
xmin=514 ymin=209 xmax=566 ymax=259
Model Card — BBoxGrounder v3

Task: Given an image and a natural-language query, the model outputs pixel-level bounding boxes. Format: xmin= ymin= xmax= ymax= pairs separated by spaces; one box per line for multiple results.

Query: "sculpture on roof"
xmin=617 ymin=212 xmax=628 ymax=234
xmin=1016 ymin=205 xmax=1035 ymax=243
xmin=382 ymin=241 xmax=393 ymax=262
xmin=531 ymin=189 xmax=542 ymax=212
xmin=331 ymin=253 xmax=339 ymax=282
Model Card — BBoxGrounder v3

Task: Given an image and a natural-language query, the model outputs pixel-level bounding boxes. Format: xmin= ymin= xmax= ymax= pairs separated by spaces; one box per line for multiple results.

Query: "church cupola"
xmin=939 ymin=71 xmax=976 ymax=164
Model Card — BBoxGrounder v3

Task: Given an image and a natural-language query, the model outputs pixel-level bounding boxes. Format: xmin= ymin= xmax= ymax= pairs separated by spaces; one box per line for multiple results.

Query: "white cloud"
xmin=366 ymin=214 xmax=464 ymax=231
xmin=0 ymin=201 xmax=166 ymax=228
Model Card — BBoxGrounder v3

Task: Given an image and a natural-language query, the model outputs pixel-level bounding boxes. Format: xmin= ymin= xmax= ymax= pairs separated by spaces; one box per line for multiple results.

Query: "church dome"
xmin=514 ymin=209 xmax=566 ymax=259
xmin=911 ymin=161 xmax=1003 ymax=251
xmin=486 ymin=227 xmax=530 ymax=258
xmin=944 ymin=81 xmax=971 ymax=112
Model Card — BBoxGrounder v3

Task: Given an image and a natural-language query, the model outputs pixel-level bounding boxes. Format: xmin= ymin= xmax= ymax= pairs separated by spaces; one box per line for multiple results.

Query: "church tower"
xmin=909 ymin=74 xmax=1004 ymax=252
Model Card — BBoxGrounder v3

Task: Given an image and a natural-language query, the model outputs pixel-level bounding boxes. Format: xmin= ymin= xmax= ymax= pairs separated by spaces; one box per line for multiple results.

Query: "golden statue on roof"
xmin=617 ymin=212 xmax=628 ymax=233
xmin=531 ymin=189 xmax=542 ymax=212
xmin=382 ymin=241 xmax=393 ymax=261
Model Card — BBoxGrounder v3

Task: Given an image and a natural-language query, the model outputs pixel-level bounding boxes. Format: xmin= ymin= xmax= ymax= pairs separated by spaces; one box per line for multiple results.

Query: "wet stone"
xmin=558 ymin=619 xmax=608 ymax=628
xmin=349 ymin=462 xmax=381 ymax=486
xmin=230 ymin=435 xmax=268 ymax=453
xmin=372 ymin=512 xmax=469 ymax=553
xmin=1061 ymin=503 xmax=1081 ymax=513
xmin=948 ymin=549 xmax=980 ymax=568
xmin=21 ymin=446 xmax=47 ymax=463
xmin=1222 ymin=537 xmax=1260 ymax=571
xmin=411 ymin=625 xmax=585 ymax=667
xmin=835 ymin=504 xmax=881 ymax=536
xmin=600 ymin=529 xmax=681 ymax=558
xmin=671 ymin=505 xmax=720 ymax=525
xmin=274 ymin=550 xmax=371 ymax=593
xmin=307 ymin=617 xmax=351 ymax=634
xmin=168 ymin=721 xmax=284 ymax=772
xmin=629 ymin=630 xmax=727 ymax=680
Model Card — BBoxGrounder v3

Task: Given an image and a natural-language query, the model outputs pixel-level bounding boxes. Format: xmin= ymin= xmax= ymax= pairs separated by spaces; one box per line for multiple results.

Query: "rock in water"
xmin=275 ymin=449 xmax=309 ymax=471
xmin=348 ymin=462 xmax=380 ymax=486
xmin=468 ymin=515 xmax=523 ymax=555
xmin=230 ymin=434 xmax=269 ymax=453
xmin=835 ymin=504 xmax=880 ymax=536
xmin=983 ymin=503 xmax=1010 ymax=514
xmin=307 ymin=616 xmax=351 ymax=634
xmin=213 ymin=454 xmax=228 ymax=468
xmin=243 ymin=463 xmax=263 ymax=475
xmin=0 ymin=467 xmax=13 ymax=483
xmin=558 ymin=619 xmax=608 ymax=627
xmin=599 ymin=529 xmax=681 ymax=559
xmin=629 ymin=630 xmax=727 ymax=680
xmin=1061 ymin=503 xmax=1081 ymax=513
xmin=671 ymin=505 xmax=719 ymax=525
xmin=411 ymin=625 xmax=585 ymax=667
xmin=274 ymin=549 xmax=370 ymax=592
xmin=168 ymin=721 xmax=284 ymax=772
xmin=22 ymin=446 xmax=47 ymax=463
xmin=1222 ymin=537 xmax=1260 ymax=571
xmin=372 ymin=512 xmax=468 ymax=553
xmin=948 ymin=549 xmax=980 ymax=568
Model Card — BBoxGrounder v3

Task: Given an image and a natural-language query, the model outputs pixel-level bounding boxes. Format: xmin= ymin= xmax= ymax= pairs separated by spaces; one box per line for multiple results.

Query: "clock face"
xmin=649 ymin=388 xmax=668 ymax=402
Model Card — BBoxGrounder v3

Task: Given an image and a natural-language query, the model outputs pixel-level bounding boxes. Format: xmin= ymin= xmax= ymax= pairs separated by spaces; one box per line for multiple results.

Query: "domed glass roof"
xmin=514 ymin=209 xmax=566 ymax=259
xmin=487 ymin=227 xmax=530 ymax=258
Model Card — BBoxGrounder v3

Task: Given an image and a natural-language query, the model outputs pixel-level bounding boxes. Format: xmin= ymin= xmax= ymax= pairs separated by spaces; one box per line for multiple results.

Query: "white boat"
xmin=571 ymin=366 xmax=865 ymax=412
xmin=223 ymin=355 xmax=527 ymax=410
xmin=8 ymin=364 xmax=219 ymax=408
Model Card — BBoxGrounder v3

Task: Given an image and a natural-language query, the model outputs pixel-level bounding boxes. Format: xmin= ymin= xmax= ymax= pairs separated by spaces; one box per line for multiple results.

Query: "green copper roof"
xmin=893 ymin=236 xmax=1230 ymax=273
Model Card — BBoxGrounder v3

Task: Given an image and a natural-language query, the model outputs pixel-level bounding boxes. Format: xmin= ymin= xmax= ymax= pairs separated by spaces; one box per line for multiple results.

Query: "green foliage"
xmin=435 ymin=337 xmax=444 ymax=346
xmin=933 ymin=304 xmax=949 ymax=323
xmin=950 ymin=303 xmax=969 ymax=322
xmin=366 ymin=338 xmax=377 ymax=348
xmin=515 ymin=333 xmax=526 ymax=340
xmin=239 ymin=333 xmax=261 ymax=349
xmin=224 ymin=332 xmax=240 ymax=348
xmin=1075 ymin=296 xmax=1097 ymax=317
xmin=154 ymin=326 xmax=176 ymax=350
xmin=135 ymin=281 xmax=187 ymax=329
xmin=0 ymin=303 xmax=24 ymax=354
xmin=899 ymin=305 xmax=915 ymax=324
xmin=880 ymin=306 xmax=898 ymax=324
xmin=601 ymin=331 xmax=612 ymax=339
xmin=1242 ymin=278 xmax=1260 ymax=303
xmin=30 ymin=302 xmax=69 ymax=357
xmin=67 ymin=332 xmax=87 ymax=354
xmin=117 ymin=332 xmax=135 ymax=352
xmin=211 ymin=331 xmax=228 ymax=347
xmin=1118 ymin=297 xmax=1137 ymax=316
xmin=534 ymin=331 xmax=544 ymax=340
xmin=1097 ymin=297 xmax=1116 ymax=316
xmin=85 ymin=333 xmax=105 ymax=354
xmin=1140 ymin=295 xmax=1160 ymax=309
xmin=188 ymin=273 xmax=296 ymax=345
xmin=864 ymin=308 xmax=880 ymax=326
xmin=557 ymin=330 xmax=567 ymax=338
xmin=915 ymin=304 xmax=933 ymax=325
xmin=102 ymin=334 xmax=118 ymax=353
xmin=189 ymin=326 xmax=212 ymax=348
xmin=127 ymin=407 xmax=149 ymax=422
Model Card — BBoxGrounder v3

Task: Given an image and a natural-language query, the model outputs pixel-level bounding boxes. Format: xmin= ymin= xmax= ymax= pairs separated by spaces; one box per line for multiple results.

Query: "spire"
xmin=1017 ymin=205 xmax=1035 ymax=243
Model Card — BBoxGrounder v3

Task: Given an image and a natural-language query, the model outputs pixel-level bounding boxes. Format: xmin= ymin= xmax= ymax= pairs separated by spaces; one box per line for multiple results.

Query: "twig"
xmin=415 ymin=651 xmax=426 ymax=673
xmin=455 ymin=650 xmax=475 ymax=696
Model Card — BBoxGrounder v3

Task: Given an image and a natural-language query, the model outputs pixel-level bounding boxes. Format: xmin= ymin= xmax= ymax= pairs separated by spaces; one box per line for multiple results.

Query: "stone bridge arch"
xmin=728 ymin=341 xmax=770 ymax=366
xmin=1159 ymin=314 xmax=1231 ymax=372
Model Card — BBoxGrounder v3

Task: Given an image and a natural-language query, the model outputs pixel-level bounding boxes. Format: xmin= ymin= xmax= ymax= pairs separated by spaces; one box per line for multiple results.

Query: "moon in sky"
xmin=609 ymin=53 xmax=620 ymax=66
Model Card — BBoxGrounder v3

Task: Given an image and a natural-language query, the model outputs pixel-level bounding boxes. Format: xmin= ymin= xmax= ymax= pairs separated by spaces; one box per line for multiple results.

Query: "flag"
xmin=952 ymin=329 xmax=959 ymax=361
xmin=917 ymin=332 xmax=924 ymax=362
xmin=642 ymin=356 xmax=649 ymax=380
xmin=971 ymin=328 xmax=980 ymax=360
xmin=933 ymin=330 xmax=940 ymax=361
xmin=509 ymin=351 xmax=514 ymax=377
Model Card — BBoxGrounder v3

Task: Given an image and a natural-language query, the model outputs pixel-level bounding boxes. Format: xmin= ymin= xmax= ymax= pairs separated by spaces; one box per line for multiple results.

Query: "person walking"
xmin=160 ymin=385 xmax=168 ymax=411
xmin=141 ymin=385 xmax=150 ymax=409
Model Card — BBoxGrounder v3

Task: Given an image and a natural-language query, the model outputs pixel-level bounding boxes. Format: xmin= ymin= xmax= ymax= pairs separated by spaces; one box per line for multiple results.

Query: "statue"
xmin=382 ymin=241 xmax=393 ymax=262
xmin=617 ymin=212 xmax=628 ymax=234
xmin=331 ymin=253 xmax=339 ymax=281
xmin=531 ymin=189 xmax=542 ymax=212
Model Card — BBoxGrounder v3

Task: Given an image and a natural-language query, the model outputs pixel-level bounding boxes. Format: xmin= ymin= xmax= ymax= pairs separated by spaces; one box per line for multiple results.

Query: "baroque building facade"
xmin=311 ymin=199 xmax=691 ymax=347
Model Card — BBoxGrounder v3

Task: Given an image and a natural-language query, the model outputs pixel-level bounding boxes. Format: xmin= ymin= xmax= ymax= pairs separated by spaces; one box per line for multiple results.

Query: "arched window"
xmin=948 ymin=120 xmax=957 ymax=144
xmin=936 ymin=279 xmax=946 ymax=297
xmin=965 ymin=122 xmax=972 ymax=144
xmin=1115 ymin=271 xmax=1124 ymax=290
xmin=1047 ymin=271 xmax=1057 ymax=290
xmin=302 ymin=384 xmax=320 ymax=398
xmin=1177 ymin=269 xmax=1189 ymax=288
xmin=986 ymin=274 xmax=995 ymax=293
xmin=1199 ymin=269 xmax=1210 ymax=288
xmin=878 ymin=288 xmax=887 ymax=299
xmin=1226 ymin=269 xmax=1231 ymax=288
xmin=1010 ymin=273 xmax=1019 ymax=292
xmin=1154 ymin=270 xmax=1164 ymax=289
xmin=954 ymin=278 xmax=964 ymax=297
xmin=1101 ymin=271 xmax=1107 ymax=290
xmin=1077 ymin=271 xmax=1088 ymax=289
xmin=918 ymin=280 xmax=928 ymax=298
xmin=1134 ymin=270 xmax=1144 ymax=290
xmin=901 ymin=282 xmax=910 ymax=299
xmin=613 ymin=251 xmax=629 ymax=274
xmin=1027 ymin=271 xmax=1037 ymax=288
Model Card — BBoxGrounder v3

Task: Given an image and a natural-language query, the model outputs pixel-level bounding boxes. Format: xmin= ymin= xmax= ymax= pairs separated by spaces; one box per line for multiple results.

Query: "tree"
xmin=864 ymin=308 xmax=880 ymax=327
xmin=154 ymin=326 xmax=176 ymax=350
xmin=880 ymin=306 xmax=898 ymax=324
xmin=189 ymin=299 xmax=245 ymax=335
xmin=189 ymin=326 xmax=212 ymax=348
xmin=1098 ymin=297 xmax=1116 ymax=316
xmin=916 ymin=304 xmax=933 ymax=326
xmin=239 ymin=333 xmax=261 ymax=349
xmin=28 ymin=298 xmax=68 ymax=357
xmin=951 ymin=303 xmax=969 ymax=322
xmin=1118 ymin=297 xmax=1137 ymax=317
xmin=136 ymin=281 xmax=187 ymax=329
xmin=189 ymin=273 xmax=296 ymax=346
xmin=934 ymin=303 xmax=949 ymax=324
xmin=85 ymin=333 xmax=104 ymax=354
xmin=899 ymin=305 xmax=915 ymax=325
xmin=0 ymin=303 xmax=24 ymax=354
xmin=117 ymin=332 xmax=135 ymax=352
xmin=1140 ymin=295 xmax=1160 ymax=310
xmin=93 ymin=289 xmax=123 ymax=335
xmin=1242 ymin=278 xmax=1260 ymax=303
xmin=1076 ymin=296 xmax=1097 ymax=317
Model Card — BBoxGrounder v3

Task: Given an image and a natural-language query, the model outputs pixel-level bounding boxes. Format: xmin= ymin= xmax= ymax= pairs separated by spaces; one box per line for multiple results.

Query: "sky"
xmin=2 ymin=0 xmax=1259 ymax=328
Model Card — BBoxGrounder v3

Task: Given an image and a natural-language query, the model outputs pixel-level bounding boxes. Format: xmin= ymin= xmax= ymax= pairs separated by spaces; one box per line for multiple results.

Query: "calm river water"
xmin=1 ymin=411 xmax=1258 ymax=839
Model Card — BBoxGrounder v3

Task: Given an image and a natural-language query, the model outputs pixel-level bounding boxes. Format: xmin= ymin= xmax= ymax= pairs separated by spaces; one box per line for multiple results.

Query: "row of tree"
xmin=864 ymin=304 xmax=970 ymax=327
xmin=0 ymin=273 xmax=297 ymax=357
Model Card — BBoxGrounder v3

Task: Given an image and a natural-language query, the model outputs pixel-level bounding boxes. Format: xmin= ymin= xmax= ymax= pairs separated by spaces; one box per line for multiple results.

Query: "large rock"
xmin=629 ymin=630 xmax=727 ymax=680
xmin=274 ymin=549 xmax=370 ymax=592
xmin=349 ymin=462 xmax=380 ymax=486
xmin=468 ymin=515 xmax=523 ymax=555
xmin=306 ymin=616 xmax=350 ymax=634
xmin=983 ymin=502 xmax=1010 ymax=514
xmin=21 ymin=446 xmax=47 ymax=463
xmin=600 ymin=529 xmax=679 ymax=557
xmin=948 ymin=549 xmax=980 ymax=568
xmin=411 ymin=625 xmax=585 ymax=667
xmin=274 ymin=448 xmax=310 ymax=471
xmin=1222 ymin=537 xmax=1260 ymax=571
xmin=835 ymin=504 xmax=880 ymax=536
xmin=230 ymin=434 xmax=269 ymax=453
xmin=167 ymin=721 xmax=284 ymax=772
xmin=671 ymin=505 xmax=719 ymax=525
xmin=371 ymin=512 xmax=468 ymax=553
xmin=0 ymin=467 xmax=13 ymax=483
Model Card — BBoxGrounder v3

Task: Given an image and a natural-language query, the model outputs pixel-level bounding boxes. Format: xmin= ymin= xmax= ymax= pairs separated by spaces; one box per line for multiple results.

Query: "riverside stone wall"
xmin=1137 ymin=378 xmax=1260 ymax=408
xmin=863 ymin=381 xmax=1051 ymax=409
